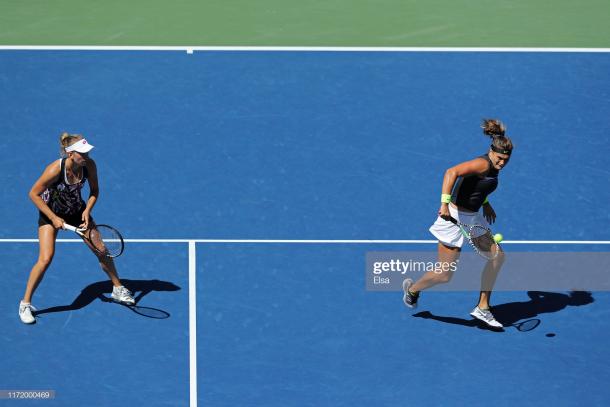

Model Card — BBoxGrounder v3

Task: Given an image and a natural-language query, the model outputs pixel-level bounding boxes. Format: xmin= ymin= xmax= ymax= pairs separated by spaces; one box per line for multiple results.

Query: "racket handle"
xmin=447 ymin=216 xmax=458 ymax=225
xmin=64 ymin=223 xmax=85 ymax=234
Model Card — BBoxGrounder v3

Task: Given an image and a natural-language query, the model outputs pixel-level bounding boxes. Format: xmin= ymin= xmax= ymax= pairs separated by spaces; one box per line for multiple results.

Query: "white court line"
xmin=0 ymin=46 xmax=610 ymax=53
xmin=2 ymin=236 xmax=608 ymax=405
xmin=1 ymin=239 xmax=609 ymax=244
xmin=2 ymin=235 xmax=608 ymax=407
xmin=188 ymin=241 xmax=198 ymax=407
xmin=1 ymin=42 xmax=606 ymax=407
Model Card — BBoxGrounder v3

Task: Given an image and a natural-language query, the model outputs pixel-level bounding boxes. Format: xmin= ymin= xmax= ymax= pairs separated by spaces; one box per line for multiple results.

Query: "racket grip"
xmin=447 ymin=216 xmax=458 ymax=225
xmin=63 ymin=223 xmax=85 ymax=234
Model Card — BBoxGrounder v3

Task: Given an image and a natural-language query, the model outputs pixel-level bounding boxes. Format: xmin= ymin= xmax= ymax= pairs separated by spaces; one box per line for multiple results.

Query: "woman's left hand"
xmin=80 ymin=210 xmax=91 ymax=229
xmin=483 ymin=204 xmax=496 ymax=224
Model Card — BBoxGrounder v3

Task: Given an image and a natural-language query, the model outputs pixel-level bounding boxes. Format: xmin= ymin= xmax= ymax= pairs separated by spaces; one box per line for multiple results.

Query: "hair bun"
xmin=481 ymin=119 xmax=506 ymax=137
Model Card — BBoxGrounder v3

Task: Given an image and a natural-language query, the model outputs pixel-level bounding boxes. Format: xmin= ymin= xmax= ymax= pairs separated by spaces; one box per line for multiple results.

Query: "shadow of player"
xmin=413 ymin=291 xmax=594 ymax=331
xmin=33 ymin=279 xmax=181 ymax=316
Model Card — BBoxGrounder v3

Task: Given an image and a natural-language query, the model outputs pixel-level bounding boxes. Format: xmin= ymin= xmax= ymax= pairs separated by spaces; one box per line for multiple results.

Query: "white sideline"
xmin=1 ymin=239 xmax=609 ymax=244
xmin=188 ymin=241 xmax=197 ymax=407
xmin=0 ymin=46 xmax=609 ymax=53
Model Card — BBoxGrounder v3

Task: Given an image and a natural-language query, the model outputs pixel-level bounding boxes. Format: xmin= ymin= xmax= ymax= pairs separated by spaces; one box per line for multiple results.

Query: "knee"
xmin=37 ymin=253 xmax=54 ymax=267
xmin=97 ymin=255 xmax=113 ymax=264
xmin=431 ymin=271 xmax=453 ymax=284
xmin=493 ymin=250 xmax=506 ymax=266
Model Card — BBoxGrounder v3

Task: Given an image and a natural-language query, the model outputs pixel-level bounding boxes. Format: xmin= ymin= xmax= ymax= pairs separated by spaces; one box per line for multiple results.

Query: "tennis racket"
xmin=448 ymin=216 xmax=499 ymax=260
xmin=64 ymin=223 xmax=125 ymax=258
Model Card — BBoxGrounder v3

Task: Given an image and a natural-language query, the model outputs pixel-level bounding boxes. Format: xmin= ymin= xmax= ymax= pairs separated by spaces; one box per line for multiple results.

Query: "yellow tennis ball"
xmin=493 ymin=233 xmax=503 ymax=243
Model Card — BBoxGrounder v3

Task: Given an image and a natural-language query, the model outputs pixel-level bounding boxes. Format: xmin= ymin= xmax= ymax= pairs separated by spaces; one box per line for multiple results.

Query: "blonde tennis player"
xmin=19 ymin=133 xmax=134 ymax=324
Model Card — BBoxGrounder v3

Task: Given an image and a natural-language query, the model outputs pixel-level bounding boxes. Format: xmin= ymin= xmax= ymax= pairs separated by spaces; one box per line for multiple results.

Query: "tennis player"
xmin=403 ymin=119 xmax=513 ymax=328
xmin=19 ymin=133 xmax=134 ymax=324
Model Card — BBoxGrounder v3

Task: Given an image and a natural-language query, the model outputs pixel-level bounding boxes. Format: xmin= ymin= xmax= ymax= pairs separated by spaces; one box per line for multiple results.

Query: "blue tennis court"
xmin=1 ymin=50 xmax=609 ymax=406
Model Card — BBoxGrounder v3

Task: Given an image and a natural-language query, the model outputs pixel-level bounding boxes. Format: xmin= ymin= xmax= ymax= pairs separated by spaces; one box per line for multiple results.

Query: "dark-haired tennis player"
xmin=403 ymin=119 xmax=513 ymax=328
xmin=19 ymin=133 xmax=134 ymax=324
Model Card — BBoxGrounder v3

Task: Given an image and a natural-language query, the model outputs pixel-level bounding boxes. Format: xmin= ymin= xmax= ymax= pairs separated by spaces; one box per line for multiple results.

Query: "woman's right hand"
xmin=51 ymin=216 xmax=65 ymax=229
xmin=438 ymin=203 xmax=451 ymax=221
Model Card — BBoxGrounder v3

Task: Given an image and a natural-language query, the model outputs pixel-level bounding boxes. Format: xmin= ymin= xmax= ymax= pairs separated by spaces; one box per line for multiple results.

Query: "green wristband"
xmin=441 ymin=194 xmax=452 ymax=203
xmin=483 ymin=197 xmax=489 ymax=204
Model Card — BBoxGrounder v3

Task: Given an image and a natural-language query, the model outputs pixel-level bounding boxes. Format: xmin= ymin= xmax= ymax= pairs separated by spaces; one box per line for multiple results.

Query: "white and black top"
xmin=41 ymin=158 xmax=88 ymax=216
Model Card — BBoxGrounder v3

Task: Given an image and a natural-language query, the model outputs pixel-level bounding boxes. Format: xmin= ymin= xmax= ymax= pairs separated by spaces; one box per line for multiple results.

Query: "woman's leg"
xmin=81 ymin=224 xmax=134 ymax=304
xmin=410 ymin=243 xmax=461 ymax=293
xmin=80 ymin=224 xmax=122 ymax=286
xmin=403 ymin=242 xmax=461 ymax=308
xmin=22 ymin=225 xmax=58 ymax=303
xmin=477 ymin=245 xmax=505 ymax=309
xmin=94 ymin=254 xmax=122 ymax=288
xmin=468 ymin=245 xmax=505 ymax=328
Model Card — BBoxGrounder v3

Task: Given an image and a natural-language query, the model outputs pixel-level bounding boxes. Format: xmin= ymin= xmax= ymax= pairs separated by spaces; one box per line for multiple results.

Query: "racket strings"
xmin=88 ymin=226 xmax=123 ymax=257
xmin=469 ymin=226 xmax=498 ymax=259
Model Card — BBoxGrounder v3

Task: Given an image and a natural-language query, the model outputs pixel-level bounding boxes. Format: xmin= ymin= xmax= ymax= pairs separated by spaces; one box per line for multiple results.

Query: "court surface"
xmin=1 ymin=49 xmax=609 ymax=406
xmin=1 ymin=0 xmax=609 ymax=47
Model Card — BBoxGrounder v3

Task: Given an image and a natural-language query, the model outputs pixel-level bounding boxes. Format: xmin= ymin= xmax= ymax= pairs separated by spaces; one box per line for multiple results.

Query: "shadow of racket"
xmin=101 ymin=295 xmax=170 ymax=319
xmin=508 ymin=318 xmax=540 ymax=332
xmin=120 ymin=303 xmax=170 ymax=319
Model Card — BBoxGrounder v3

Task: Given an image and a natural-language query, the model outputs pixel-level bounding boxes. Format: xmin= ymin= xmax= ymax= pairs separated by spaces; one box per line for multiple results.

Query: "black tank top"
xmin=41 ymin=158 xmax=89 ymax=216
xmin=451 ymin=154 xmax=498 ymax=211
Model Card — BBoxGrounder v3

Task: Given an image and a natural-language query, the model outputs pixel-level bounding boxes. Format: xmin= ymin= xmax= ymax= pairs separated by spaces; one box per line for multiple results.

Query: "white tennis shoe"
xmin=470 ymin=306 xmax=503 ymax=328
xmin=402 ymin=279 xmax=419 ymax=309
xmin=111 ymin=286 xmax=135 ymax=305
xmin=19 ymin=301 xmax=37 ymax=324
